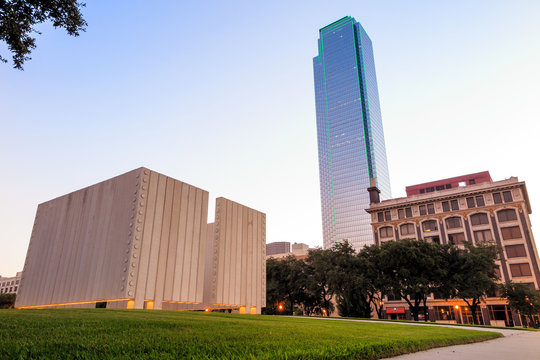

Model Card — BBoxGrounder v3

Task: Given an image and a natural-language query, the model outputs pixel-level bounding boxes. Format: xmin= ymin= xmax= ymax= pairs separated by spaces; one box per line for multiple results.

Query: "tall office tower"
xmin=314 ymin=16 xmax=391 ymax=251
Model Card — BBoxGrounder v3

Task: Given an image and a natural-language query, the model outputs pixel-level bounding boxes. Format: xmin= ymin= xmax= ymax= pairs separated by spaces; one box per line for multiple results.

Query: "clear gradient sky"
xmin=1 ymin=1 xmax=540 ymax=276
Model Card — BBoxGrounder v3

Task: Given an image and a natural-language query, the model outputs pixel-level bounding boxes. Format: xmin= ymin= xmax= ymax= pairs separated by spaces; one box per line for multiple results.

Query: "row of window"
xmin=380 ymin=209 xmax=521 ymax=236
xmin=0 ymin=286 xmax=17 ymax=294
xmin=381 ymin=223 xmax=522 ymax=242
xmin=0 ymin=280 xmax=18 ymax=287
xmin=377 ymin=191 xmax=515 ymax=222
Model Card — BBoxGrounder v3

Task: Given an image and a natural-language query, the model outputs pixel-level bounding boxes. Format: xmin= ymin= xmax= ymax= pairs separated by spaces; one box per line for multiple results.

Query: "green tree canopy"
xmin=0 ymin=0 xmax=87 ymax=69
xmin=501 ymin=281 xmax=540 ymax=327
xmin=378 ymin=239 xmax=448 ymax=321
xmin=446 ymin=241 xmax=498 ymax=324
xmin=265 ymin=256 xmax=306 ymax=315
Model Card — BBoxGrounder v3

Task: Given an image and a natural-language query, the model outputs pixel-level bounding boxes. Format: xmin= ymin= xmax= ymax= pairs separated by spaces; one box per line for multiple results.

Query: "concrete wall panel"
xmin=16 ymin=168 xmax=209 ymax=309
xmin=211 ymin=198 xmax=266 ymax=313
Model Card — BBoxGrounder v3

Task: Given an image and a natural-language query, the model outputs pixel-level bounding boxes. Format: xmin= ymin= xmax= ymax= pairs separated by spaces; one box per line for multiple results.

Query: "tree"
xmin=379 ymin=239 xmax=447 ymax=321
xmin=501 ymin=282 xmax=540 ymax=328
xmin=328 ymin=241 xmax=372 ymax=318
xmin=358 ymin=244 xmax=392 ymax=319
xmin=265 ymin=256 xmax=306 ymax=315
xmin=0 ymin=293 xmax=16 ymax=309
xmin=0 ymin=0 xmax=87 ymax=69
xmin=304 ymin=248 xmax=335 ymax=316
xmin=446 ymin=242 xmax=498 ymax=325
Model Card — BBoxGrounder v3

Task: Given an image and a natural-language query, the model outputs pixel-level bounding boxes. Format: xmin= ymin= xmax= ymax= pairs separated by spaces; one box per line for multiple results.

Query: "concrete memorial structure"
xmin=15 ymin=168 xmax=266 ymax=313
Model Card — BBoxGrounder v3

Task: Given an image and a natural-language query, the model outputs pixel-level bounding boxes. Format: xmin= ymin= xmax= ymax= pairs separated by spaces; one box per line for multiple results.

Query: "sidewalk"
xmin=388 ymin=330 xmax=539 ymax=359
xmin=300 ymin=317 xmax=539 ymax=360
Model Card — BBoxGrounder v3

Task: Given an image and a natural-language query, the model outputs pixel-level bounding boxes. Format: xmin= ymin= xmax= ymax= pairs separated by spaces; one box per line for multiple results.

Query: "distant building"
xmin=367 ymin=173 xmax=540 ymax=327
xmin=266 ymin=242 xmax=291 ymax=256
xmin=292 ymin=243 xmax=309 ymax=255
xmin=266 ymin=242 xmax=311 ymax=261
xmin=15 ymin=168 xmax=266 ymax=314
xmin=0 ymin=272 xmax=22 ymax=295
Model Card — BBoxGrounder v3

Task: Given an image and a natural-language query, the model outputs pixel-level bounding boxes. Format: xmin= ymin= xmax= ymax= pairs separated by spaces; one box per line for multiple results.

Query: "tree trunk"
xmin=423 ymin=296 xmax=428 ymax=322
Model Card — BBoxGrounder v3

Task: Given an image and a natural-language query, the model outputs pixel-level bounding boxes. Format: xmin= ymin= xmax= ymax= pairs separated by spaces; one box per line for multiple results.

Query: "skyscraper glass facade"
xmin=314 ymin=16 xmax=391 ymax=251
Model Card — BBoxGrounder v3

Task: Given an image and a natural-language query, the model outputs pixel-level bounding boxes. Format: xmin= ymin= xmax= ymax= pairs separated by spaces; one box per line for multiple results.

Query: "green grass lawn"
xmin=0 ymin=309 xmax=501 ymax=359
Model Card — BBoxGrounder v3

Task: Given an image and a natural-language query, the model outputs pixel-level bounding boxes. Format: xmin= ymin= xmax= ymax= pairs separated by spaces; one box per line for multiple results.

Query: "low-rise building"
xmin=266 ymin=242 xmax=311 ymax=260
xmin=266 ymin=242 xmax=291 ymax=256
xmin=0 ymin=272 xmax=22 ymax=295
xmin=366 ymin=173 xmax=540 ymax=327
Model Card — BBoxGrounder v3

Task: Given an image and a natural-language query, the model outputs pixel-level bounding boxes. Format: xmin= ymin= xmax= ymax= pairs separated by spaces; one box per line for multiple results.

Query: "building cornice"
xmin=367 ymin=179 xmax=530 ymax=214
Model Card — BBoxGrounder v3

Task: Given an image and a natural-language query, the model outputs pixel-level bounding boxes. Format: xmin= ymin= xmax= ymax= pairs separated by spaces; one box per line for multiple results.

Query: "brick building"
xmin=367 ymin=173 xmax=540 ymax=327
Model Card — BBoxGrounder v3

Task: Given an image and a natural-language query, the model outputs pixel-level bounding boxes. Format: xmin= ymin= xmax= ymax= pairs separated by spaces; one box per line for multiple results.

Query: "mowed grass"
xmin=0 ymin=309 xmax=501 ymax=359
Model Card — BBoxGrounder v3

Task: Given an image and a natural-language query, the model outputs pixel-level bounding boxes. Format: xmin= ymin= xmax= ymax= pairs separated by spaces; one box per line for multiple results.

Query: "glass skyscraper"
xmin=313 ymin=16 xmax=391 ymax=251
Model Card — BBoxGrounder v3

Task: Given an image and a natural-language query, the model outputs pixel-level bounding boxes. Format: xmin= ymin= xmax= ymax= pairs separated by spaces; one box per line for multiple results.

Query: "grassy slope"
xmin=0 ymin=309 xmax=500 ymax=359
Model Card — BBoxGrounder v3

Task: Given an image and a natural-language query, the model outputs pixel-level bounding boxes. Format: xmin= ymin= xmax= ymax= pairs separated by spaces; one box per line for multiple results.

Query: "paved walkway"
xmin=297 ymin=317 xmax=540 ymax=360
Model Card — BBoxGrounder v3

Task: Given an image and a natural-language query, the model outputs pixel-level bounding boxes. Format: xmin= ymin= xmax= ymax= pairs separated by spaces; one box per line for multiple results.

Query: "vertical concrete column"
xmin=463 ymin=218 xmax=474 ymax=244
xmin=415 ymin=223 xmax=422 ymax=240
xmin=481 ymin=307 xmax=491 ymax=325
xmin=438 ymin=219 xmax=447 ymax=244
xmin=511 ymin=309 xmax=522 ymax=327
xmin=490 ymin=214 xmax=510 ymax=282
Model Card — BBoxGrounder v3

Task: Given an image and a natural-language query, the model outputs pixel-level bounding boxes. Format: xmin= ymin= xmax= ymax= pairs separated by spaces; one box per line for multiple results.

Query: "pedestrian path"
xmin=299 ymin=317 xmax=539 ymax=360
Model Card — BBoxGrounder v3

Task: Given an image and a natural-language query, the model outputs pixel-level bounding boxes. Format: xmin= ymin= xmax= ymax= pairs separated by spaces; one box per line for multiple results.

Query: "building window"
xmin=470 ymin=213 xmax=489 ymax=226
xmin=510 ymin=263 xmax=532 ymax=277
xmin=467 ymin=197 xmax=476 ymax=208
xmin=488 ymin=305 xmax=510 ymax=321
xmin=422 ymin=220 xmax=438 ymax=232
xmin=505 ymin=244 xmax=527 ymax=258
xmin=476 ymin=195 xmax=485 ymax=207
xmin=426 ymin=187 xmax=435 ymax=193
xmin=405 ymin=207 xmax=412 ymax=218
xmin=386 ymin=292 xmax=400 ymax=301
xmin=400 ymin=223 xmax=415 ymax=236
xmin=446 ymin=184 xmax=452 ymax=189
xmin=377 ymin=212 xmax=384 ymax=222
xmin=501 ymin=226 xmax=522 ymax=240
xmin=450 ymin=200 xmax=459 ymax=211
xmin=384 ymin=211 xmax=391 ymax=221
xmin=469 ymin=179 xmax=476 ymax=185
xmin=448 ymin=232 xmax=466 ymax=245
xmin=398 ymin=209 xmax=404 ymax=219
xmin=420 ymin=189 xmax=425 ymax=194
xmin=498 ymin=209 xmax=517 ymax=222
xmin=427 ymin=204 xmax=435 ymax=214
xmin=436 ymin=185 xmax=445 ymax=191
xmin=380 ymin=226 xmax=393 ymax=239
xmin=503 ymin=191 xmax=513 ymax=202
xmin=442 ymin=201 xmax=450 ymax=212
xmin=474 ymin=229 xmax=493 ymax=243
xmin=493 ymin=192 xmax=502 ymax=204
xmin=446 ymin=217 xmax=462 ymax=229
xmin=419 ymin=205 xmax=426 ymax=215
xmin=434 ymin=306 xmax=456 ymax=321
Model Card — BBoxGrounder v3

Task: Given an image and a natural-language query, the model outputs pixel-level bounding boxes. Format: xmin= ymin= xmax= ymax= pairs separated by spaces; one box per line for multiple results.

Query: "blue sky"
xmin=1 ymin=0 xmax=540 ymax=276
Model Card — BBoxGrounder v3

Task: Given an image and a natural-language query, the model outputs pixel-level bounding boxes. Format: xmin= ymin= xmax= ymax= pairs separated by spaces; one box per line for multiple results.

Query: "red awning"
xmin=386 ymin=307 xmax=405 ymax=314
